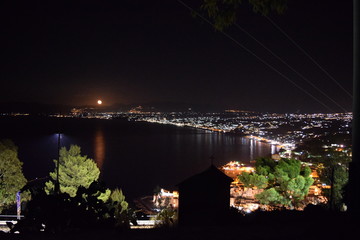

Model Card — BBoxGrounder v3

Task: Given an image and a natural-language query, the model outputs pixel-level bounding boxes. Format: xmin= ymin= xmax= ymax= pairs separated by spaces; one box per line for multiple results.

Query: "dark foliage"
xmin=200 ymin=0 xmax=287 ymax=30
xmin=9 ymin=181 xmax=131 ymax=234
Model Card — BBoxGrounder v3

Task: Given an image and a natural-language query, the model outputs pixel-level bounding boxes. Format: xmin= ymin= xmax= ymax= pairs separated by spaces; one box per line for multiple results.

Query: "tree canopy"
xmin=294 ymin=137 xmax=351 ymax=211
xmin=45 ymin=145 xmax=100 ymax=197
xmin=317 ymin=150 xmax=351 ymax=211
xmin=12 ymin=181 xmax=132 ymax=233
xmin=0 ymin=139 xmax=27 ymax=212
xmin=108 ymin=188 xmax=137 ymax=228
xmin=238 ymin=157 xmax=313 ymax=209
xmin=200 ymin=0 xmax=287 ymax=30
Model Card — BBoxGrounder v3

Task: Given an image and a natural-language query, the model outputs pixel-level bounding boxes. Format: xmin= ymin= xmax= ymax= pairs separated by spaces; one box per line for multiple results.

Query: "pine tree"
xmin=0 ymin=139 xmax=27 ymax=212
xmin=45 ymin=145 xmax=100 ymax=197
xmin=238 ymin=157 xmax=314 ymax=209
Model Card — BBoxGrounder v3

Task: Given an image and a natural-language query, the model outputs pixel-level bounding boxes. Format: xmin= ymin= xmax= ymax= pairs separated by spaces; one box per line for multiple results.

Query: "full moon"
xmin=97 ymin=100 xmax=102 ymax=105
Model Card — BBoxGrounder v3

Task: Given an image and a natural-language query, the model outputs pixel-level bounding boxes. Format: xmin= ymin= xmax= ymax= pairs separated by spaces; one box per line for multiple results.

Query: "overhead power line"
xmin=176 ymin=0 xmax=336 ymax=113
xmin=265 ymin=16 xmax=353 ymax=99
xmin=234 ymin=23 xmax=348 ymax=112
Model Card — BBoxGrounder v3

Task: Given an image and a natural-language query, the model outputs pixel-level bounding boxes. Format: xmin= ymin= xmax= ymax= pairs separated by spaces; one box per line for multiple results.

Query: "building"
xmin=153 ymin=188 xmax=179 ymax=209
xmin=176 ymin=164 xmax=233 ymax=226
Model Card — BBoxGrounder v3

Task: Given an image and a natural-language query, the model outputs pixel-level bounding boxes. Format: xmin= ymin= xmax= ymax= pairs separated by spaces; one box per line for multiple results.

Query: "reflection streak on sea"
xmin=94 ymin=127 xmax=105 ymax=170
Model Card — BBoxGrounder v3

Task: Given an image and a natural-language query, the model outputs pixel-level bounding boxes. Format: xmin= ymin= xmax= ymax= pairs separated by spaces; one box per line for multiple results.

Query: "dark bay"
xmin=0 ymin=116 xmax=275 ymax=201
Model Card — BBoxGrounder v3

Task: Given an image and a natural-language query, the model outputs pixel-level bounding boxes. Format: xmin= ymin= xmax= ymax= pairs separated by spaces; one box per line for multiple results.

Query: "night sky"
xmin=0 ymin=0 xmax=353 ymax=113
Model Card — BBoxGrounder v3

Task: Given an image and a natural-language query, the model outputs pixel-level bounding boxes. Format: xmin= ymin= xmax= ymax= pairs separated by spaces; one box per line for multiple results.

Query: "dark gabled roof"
xmin=176 ymin=164 xmax=233 ymax=187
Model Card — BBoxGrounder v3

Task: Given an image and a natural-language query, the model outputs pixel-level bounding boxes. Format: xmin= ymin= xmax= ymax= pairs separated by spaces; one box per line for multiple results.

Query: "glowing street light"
xmin=97 ymin=99 xmax=102 ymax=105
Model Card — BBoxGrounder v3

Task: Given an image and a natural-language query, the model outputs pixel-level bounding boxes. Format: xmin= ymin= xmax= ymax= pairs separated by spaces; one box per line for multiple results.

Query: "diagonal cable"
xmin=265 ymin=16 xmax=353 ymax=99
xmin=176 ymin=0 xmax=336 ymax=112
xmin=234 ymin=23 xmax=348 ymax=112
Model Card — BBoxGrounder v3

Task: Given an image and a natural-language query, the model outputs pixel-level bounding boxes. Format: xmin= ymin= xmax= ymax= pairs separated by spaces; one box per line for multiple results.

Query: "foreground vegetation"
xmin=0 ymin=139 xmax=352 ymax=236
xmin=0 ymin=139 xmax=27 ymax=213
xmin=1 ymin=143 xmax=136 ymax=234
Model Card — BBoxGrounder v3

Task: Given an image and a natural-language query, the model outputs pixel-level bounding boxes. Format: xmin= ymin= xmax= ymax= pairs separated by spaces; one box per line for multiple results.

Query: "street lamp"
xmin=54 ymin=133 xmax=61 ymax=194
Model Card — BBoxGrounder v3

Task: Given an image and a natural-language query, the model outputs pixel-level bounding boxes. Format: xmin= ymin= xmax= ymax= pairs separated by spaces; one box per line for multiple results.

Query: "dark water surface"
xmin=0 ymin=116 xmax=275 ymax=200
